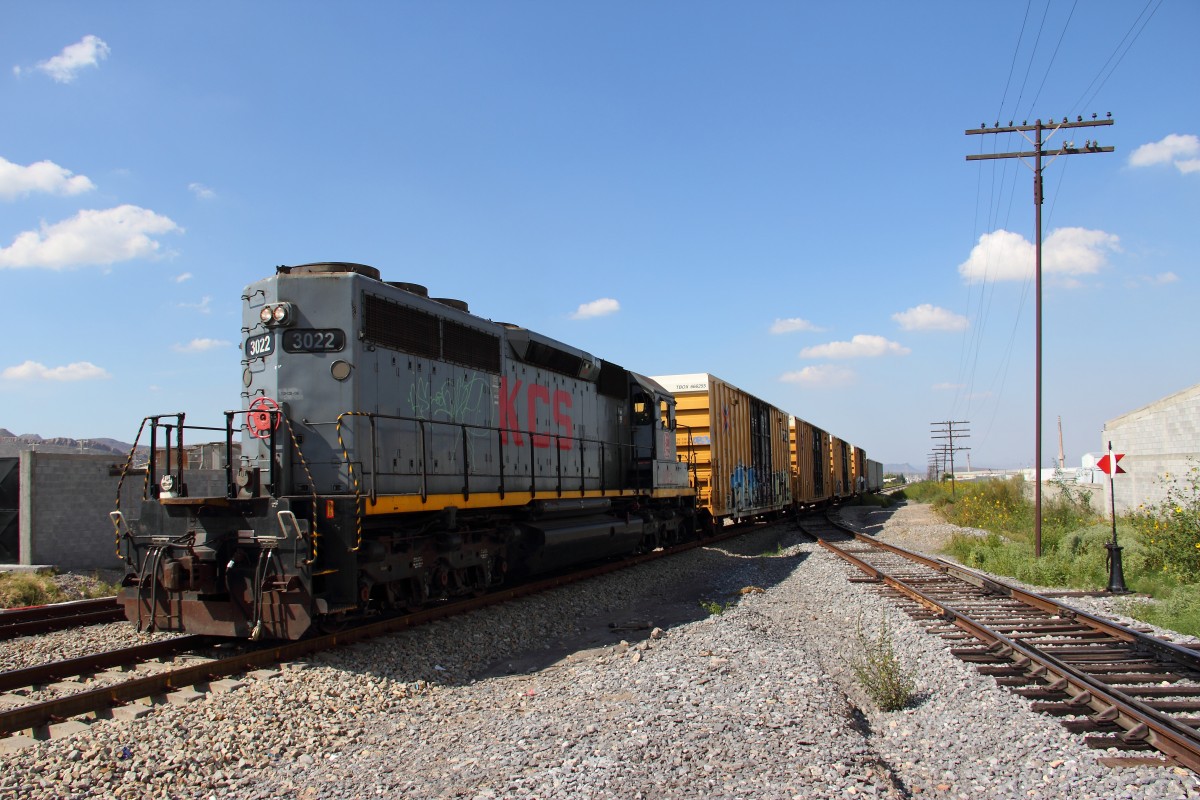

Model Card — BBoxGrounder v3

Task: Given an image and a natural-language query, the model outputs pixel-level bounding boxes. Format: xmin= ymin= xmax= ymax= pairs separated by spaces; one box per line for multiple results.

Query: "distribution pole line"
xmin=931 ymin=420 xmax=970 ymax=496
xmin=966 ymin=114 xmax=1114 ymax=557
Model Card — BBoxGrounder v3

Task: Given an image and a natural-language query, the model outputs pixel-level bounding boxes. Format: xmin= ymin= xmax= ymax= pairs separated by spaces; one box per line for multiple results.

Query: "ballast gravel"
xmin=1 ymin=501 xmax=1198 ymax=799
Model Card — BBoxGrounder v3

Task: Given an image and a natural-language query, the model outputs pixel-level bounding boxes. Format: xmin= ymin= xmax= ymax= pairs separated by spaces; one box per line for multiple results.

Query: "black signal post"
xmin=1101 ymin=440 xmax=1130 ymax=594
xmin=966 ymin=115 xmax=1114 ymax=557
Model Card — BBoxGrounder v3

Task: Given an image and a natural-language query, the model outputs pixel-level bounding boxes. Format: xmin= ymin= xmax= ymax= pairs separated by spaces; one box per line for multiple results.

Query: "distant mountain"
xmin=883 ymin=463 xmax=923 ymax=476
xmin=0 ymin=431 xmax=143 ymax=457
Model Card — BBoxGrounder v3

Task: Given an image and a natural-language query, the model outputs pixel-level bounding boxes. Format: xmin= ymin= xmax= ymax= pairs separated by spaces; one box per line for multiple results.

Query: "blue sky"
xmin=1 ymin=2 xmax=1196 ymax=470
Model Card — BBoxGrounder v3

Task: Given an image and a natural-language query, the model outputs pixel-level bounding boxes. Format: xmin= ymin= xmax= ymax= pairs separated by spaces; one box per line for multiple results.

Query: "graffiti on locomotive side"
xmin=499 ymin=376 xmax=573 ymax=450
xmin=408 ymin=374 xmax=492 ymax=461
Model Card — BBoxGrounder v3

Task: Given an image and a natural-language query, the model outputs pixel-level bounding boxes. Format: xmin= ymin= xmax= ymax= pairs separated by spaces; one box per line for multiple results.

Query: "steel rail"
xmin=841 ymin=529 xmax=1200 ymax=673
xmin=0 ymin=597 xmax=124 ymax=640
xmin=808 ymin=517 xmax=1200 ymax=773
xmin=0 ymin=636 xmax=207 ymax=694
xmin=0 ymin=519 xmax=766 ymax=738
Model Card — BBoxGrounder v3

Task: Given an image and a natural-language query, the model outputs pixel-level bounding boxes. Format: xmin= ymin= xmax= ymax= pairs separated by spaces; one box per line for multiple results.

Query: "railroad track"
xmin=0 ymin=520 xmax=764 ymax=747
xmin=0 ymin=597 xmax=124 ymax=640
xmin=800 ymin=512 xmax=1200 ymax=774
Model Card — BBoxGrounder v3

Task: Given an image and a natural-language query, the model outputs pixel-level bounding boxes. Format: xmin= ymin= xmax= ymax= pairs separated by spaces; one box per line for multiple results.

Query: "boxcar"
xmin=830 ymin=435 xmax=853 ymax=500
xmin=852 ymin=446 xmax=867 ymax=494
xmin=652 ymin=374 xmax=792 ymax=529
xmin=866 ymin=458 xmax=884 ymax=492
xmin=789 ymin=416 xmax=832 ymax=508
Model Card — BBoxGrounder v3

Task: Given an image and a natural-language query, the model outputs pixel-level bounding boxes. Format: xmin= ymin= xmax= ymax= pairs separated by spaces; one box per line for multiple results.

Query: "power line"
xmin=965 ymin=115 xmax=1115 ymax=557
xmin=1070 ymin=0 xmax=1162 ymax=114
xmin=1027 ymin=0 xmax=1079 ymax=116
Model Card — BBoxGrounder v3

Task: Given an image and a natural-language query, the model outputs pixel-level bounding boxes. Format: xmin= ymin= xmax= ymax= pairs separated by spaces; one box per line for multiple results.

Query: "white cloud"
xmin=1127 ymin=271 xmax=1180 ymax=288
xmin=173 ymin=338 xmax=231 ymax=353
xmin=1 ymin=360 xmax=111 ymax=381
xmin=175 ymin=272 xmax=194 ymax=283
xmin=1129 ymin=133 xmax=1200 ymax=175
xmin=779 ymin=365 xmax=856 ymax=388
xmin=188 ymin=182 xmax=216 ymax=200
xmin=0 ymin=156 xmax=95 ymax=200
xmin=24 ymin=35 xmax=111 ymax=83
xmin=570 ymin=298 xmax=619 ymax=320
xmin=957 ymin=227 xmax=1119 ymax=284
xmin=0 ymin=205 xmax=182 ymax=270
xmin=893 ymin=304 xmax=968 ymax=332
xmin=769 ymin=317 xmax=822 ymax=334
xmin=799 ymin=334 xmax=910 ymax=359
xmin=179 ymin=296 xmax=213 ymax=314
xmin=932 ymin=382 xmax=965 ymax=390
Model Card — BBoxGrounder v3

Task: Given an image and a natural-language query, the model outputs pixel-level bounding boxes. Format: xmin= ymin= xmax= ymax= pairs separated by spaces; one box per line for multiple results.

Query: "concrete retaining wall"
xmin=17 ymin=450 xmax=227 ymax=572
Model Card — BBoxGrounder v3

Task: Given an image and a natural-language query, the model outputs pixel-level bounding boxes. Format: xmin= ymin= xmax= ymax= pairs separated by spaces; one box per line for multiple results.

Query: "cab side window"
xmin=632 ymin=393 xmax=653 ymax=425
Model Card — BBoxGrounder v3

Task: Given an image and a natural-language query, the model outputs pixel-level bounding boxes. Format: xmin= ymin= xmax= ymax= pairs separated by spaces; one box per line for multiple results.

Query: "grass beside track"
xmin=0 ymin=570 xmax=119 ymax=608
xmin=893 ymin=477 xmax=1200 ymax=637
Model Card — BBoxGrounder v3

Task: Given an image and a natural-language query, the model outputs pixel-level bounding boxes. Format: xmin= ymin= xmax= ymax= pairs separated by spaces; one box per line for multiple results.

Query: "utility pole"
xmin=1057 ymin=415 xmax=1066 ymax=470
xmin=966 ymin=114 xmax=1114 ymax=557
xmin=931 ymin=421 xmax=970 ymax=496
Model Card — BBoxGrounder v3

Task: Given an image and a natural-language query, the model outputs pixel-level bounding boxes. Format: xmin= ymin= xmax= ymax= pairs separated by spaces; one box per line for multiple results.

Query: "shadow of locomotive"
xmin=321 ymin=521 xmax=812 ymax=687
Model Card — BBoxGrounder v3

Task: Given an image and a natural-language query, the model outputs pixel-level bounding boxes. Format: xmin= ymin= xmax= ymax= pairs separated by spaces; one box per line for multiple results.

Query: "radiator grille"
xmin=363 ymin=293 xmax=500 ymax=373
xmin=363 ymin=294 xmax=440 ymax=359
xmin=443 ymin=320 xmax=500 ymax=372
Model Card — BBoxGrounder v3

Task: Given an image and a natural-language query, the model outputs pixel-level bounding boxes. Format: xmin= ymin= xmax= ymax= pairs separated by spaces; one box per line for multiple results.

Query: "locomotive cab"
xmin=629 ymin=373 xmax=690 ymax=493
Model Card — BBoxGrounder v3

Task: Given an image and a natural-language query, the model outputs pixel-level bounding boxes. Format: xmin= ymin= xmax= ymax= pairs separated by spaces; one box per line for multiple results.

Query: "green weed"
xmin=699 ymin=599 xmax=728 ymax=616
xmin=849 ymin=614 xmax=916 ymax=712
xmin=0 ymin=570 xmax=66 ymax=608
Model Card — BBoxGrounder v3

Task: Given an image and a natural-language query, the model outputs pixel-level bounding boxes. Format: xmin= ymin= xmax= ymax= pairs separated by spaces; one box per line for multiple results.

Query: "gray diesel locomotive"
xmin=114 ymin=263 xmax=697 ymax=639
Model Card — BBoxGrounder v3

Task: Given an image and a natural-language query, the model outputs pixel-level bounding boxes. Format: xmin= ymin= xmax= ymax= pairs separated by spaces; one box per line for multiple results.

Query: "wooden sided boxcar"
xmin=830 ymin=435 xmax=853 ymax=500
xmin=653 ymin=374 xmax=792 ymax=530
xmin=789 ymin=416 xmax=833 ymax=508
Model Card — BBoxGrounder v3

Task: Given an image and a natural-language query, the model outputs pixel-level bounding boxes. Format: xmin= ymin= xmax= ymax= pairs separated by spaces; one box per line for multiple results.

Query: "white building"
xmin=1100 ymin=383 xmax=1200 ymax=514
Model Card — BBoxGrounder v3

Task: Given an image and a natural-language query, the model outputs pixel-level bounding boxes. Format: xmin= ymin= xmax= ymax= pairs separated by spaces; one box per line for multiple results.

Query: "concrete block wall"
xmin=1101 ymin=383 xmax=1200 ymax=515
xmin=18 ymin=450 xmax=228 ymax=572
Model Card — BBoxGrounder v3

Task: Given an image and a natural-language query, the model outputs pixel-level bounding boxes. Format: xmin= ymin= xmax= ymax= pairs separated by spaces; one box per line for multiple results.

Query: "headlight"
xmin=258 ymin=302 xmax=296 ymax=326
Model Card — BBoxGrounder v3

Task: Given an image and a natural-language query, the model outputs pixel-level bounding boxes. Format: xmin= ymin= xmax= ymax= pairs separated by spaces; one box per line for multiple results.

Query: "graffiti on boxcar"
xmin=730 ymin=462 xmax=757 ymax=511
xmin=730 ymin=464 xmax=792 ymax=512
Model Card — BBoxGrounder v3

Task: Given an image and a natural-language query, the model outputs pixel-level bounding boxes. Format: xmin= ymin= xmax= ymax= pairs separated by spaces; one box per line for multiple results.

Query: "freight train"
xmin=112 ymin=262 xmax=873 ymax=640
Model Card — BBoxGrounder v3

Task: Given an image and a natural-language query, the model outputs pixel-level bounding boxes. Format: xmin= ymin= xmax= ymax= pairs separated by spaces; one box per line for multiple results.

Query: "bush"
xmin=1120 ymin=585 xmax=1200 ymax=637
xmin=1128 ymin=465 xmax=1200 ymax=584
xmin=942 ymin=477 xmax=1029 ymax=535
xmin=0 ymin=570 xmax=65 ymax=608
xmin=855 ymin=493 xmax=893 ymax=509
xmin=849 ymin=614 xmax=915 ymax=712
xmin=921 ymin=463 xmax=1200 ymax=636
